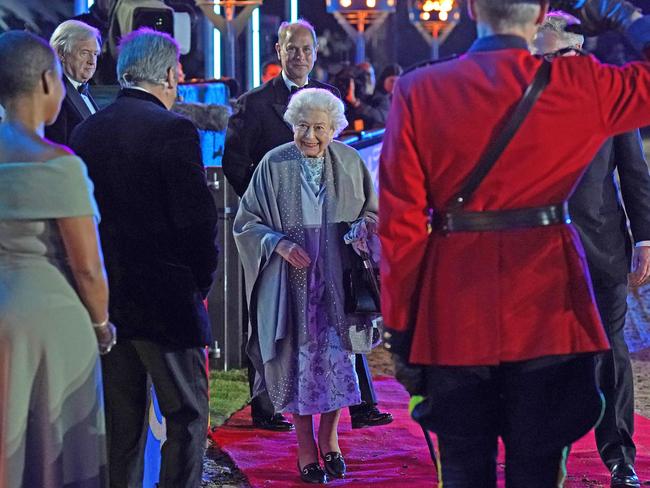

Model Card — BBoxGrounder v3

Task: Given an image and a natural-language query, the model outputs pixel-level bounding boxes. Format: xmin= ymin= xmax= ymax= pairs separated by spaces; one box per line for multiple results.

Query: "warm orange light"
xmin=420 ymin=11 xmax=430 ymax=20
xmin=420 ymin=0 xmax=454 ymax=13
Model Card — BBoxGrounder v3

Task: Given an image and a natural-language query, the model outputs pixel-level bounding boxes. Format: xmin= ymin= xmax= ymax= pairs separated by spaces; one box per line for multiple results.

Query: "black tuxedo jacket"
xmin=569 ymin=130 xmax=650 ymax=285
xmin=223 ymin=75 xmax=340 ymax=196
xmin=70 ymin=89 xmax=219 ymax=347
xmin=45 ymin=77 xmax=98 ymax=146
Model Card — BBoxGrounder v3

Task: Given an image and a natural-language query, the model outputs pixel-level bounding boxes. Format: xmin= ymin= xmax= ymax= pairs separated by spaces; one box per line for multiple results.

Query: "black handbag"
xmin=343 ymin=249 xmax=381 ymax=314
xmin=340 ymin=224 xmax=382 ymax=354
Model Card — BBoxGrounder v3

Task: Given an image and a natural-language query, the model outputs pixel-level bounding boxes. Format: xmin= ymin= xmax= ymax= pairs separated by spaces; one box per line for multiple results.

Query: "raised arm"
xmin=568 ymin=1 xmax=650 ymax=133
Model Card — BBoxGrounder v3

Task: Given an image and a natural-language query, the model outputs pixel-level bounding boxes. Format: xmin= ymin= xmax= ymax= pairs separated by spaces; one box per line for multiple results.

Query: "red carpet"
xmin=210 ymin=377 xmax=650 ymax=487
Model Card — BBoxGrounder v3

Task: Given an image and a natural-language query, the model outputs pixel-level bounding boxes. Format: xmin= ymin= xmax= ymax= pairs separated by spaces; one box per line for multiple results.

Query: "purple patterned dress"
xmin=281 ymin=156 xmax=361 ymax=415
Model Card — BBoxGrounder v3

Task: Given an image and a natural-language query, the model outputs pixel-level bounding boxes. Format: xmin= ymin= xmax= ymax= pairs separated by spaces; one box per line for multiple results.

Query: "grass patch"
xmin=209 ymin=369 xmax=250 ymax=427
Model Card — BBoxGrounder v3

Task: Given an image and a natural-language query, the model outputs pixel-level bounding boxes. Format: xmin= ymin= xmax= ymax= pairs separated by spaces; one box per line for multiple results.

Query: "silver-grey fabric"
xmin=0 ymin=156 xmax=107 ymax=488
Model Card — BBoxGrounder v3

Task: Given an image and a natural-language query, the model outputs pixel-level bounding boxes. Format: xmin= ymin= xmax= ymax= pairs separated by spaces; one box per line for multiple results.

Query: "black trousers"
xmin=413 ymin=355 xmax=603 ymax=487
xmin=102 ymin=339 xmax=209 ymax=488
xmin=249 ymin=354 xmax=378 ymax=418
xmin=592 ymin=282 xmax=636 ymax=469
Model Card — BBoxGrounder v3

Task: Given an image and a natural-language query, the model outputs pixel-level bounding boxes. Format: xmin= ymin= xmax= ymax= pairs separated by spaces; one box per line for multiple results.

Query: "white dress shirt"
xmin=66 ymin=76 xmax=96 ymax=115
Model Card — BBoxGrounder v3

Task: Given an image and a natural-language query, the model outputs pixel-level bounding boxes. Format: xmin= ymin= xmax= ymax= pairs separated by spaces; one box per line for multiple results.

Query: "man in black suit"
xmin=224 ymin=19 xmax=392 ymax=432
xmin=70 ymin=29 xmax=219 ymax=488
xmin=534 ymin=13 xmax=650 ymax=488
xmin=46 ymin=20 xmax=100 ymax=145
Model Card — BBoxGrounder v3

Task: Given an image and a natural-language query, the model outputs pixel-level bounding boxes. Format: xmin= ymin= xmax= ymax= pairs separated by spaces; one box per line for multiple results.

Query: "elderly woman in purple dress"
xmin=234 ymin=88 xmax=378 ymax=484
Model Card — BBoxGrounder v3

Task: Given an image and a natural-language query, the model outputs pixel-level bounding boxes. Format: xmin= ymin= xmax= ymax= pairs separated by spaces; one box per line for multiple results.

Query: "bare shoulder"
xmin=46 ymin=141 xmax=74 ymax=159
xmin=35 ymin=139 xmax=74 ymax=162
xmin=0 ymin=127 xmax=73 ymax=163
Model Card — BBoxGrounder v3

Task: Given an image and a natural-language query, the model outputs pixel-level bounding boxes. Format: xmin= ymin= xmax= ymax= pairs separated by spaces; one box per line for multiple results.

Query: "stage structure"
xmin=74 ymin=0 xmax=93 ymax=14
xmin=326 ymin=0 xmax=396 ymax=64
xmin=195 ymin=1 xmax=262 ymax=78
xmin=409 ymin=0 xmax=460 ymax=60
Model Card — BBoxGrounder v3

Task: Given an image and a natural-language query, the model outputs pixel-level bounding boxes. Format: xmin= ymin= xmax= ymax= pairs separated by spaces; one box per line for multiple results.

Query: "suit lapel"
xmin=88 ymin=92 xmax=99 ymax=112
xmin=64 ymin=77 xmax=93 ymax=119
xmin=271 ymin=76 xmax=292 ymax=130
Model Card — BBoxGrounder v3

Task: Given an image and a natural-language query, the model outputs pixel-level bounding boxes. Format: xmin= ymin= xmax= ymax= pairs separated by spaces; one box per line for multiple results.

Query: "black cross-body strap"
xmin=447 ymin=59 xmax=552 ymax=210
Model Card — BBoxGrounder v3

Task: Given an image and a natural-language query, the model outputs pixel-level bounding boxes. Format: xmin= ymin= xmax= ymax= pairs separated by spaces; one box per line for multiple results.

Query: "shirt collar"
xmin=118 ymin=87 xmax=167 ymax=110
xmin=468 ymin=34 xmax=530 ymax=53
xmin=65 ymin=75 xmax=82 ymax=90
xmin=282 ymin=70 xmax=308 ymax=92
xmin=127 ymin=85 xmax=153 ymax=95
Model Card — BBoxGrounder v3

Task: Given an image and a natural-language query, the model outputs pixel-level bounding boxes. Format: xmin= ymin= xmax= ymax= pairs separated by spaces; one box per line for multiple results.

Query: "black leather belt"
xmin=432 ymin=202 xmax=571 ymax=234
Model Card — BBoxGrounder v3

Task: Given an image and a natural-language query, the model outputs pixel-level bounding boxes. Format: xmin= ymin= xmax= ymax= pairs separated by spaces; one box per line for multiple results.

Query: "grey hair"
xmin=284 ymin=88 xmax=348 ymax=137
xmin=278 ymin=20 xmax=318 ymax=47
xmin=539 ymin=11 xmax=584 ymax=49
xmin=50 ymin=20 xmax=101 ymax=57
xmin=117 ymin=28 xmax=179 ymax=88
xmin=475 ymin=0 xmax=541 ymax=30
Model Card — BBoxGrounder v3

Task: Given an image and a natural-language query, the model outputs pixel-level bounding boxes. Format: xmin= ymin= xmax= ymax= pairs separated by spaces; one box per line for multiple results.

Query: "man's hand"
xmin=275 ymin=239 xmax=311 ymax=269
xmin=392 ymin=354 xmax=427 ymax=397
xmin=629 ymin=245 xmax=650 ymax=287
xmin=383 ymin=326 xmax=426 ymax=396
xmin=561 ymin=0 xmax=642 ymax=36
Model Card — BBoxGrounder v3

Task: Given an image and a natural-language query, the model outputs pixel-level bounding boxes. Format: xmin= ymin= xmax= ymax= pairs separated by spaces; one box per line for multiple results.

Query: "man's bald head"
xmin=0 ymin=31 xmax=58 ymax=105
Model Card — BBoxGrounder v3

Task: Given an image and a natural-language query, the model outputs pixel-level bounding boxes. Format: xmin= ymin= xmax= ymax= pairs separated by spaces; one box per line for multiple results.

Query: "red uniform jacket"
xmin=379 ymin=34 xmax=650 ymax=366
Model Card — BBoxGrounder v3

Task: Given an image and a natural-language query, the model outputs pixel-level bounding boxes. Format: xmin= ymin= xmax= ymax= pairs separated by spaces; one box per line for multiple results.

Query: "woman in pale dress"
xmin=234 ymin=88 xmax=379 ymax=484
xmin=0 ymin=31 xmax=115 ymax=488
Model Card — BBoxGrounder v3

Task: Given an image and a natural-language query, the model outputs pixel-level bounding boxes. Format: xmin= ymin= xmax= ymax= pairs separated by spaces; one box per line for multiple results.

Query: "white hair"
xmin=539 ymin=11 xmax=584 ymax=50
xmin=50 ymin=20 xmax=101 ymax=56
xmin=284 ymin=88 xmax=348 ymax=137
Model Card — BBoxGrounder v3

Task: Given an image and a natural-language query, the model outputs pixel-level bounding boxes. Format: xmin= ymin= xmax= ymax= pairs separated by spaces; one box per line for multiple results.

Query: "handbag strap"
xmin=447 ymin=60 xmax=552 ymax=211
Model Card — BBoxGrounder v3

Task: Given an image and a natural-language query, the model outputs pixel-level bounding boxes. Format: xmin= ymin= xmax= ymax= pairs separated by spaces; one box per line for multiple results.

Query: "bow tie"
xmin=77 ymin=83 xmax=90 ymax=97
xmin=290 ymin=84 xmax=307 ymax=95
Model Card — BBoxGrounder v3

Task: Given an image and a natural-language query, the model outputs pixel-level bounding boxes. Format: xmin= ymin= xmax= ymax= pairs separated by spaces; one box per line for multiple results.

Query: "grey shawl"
xmin=233 ymin=140 xmax=377 ymax=411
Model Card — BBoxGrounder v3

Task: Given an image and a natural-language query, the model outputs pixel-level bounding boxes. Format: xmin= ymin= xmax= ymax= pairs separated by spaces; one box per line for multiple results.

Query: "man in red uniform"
xmin=379 ymin=0 xmax=650 ymax=485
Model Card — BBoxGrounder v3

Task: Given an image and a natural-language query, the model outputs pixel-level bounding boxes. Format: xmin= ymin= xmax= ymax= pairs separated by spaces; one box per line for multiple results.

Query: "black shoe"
xmin=252 ymin=413 xmax=294 ymax=431
xmin=611 ymin=463 xmax=640 ymax=488
xmin=322 ymin=452 xmax=346 ymax=479
xmin=350 ymin=406 xmax=393 ymax=429
xmin=298 ymin=461 xmax=328 ymax=484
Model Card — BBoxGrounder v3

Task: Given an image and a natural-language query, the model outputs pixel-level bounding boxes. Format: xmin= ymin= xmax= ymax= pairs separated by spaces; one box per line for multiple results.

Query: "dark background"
xmin=1 ymin=0 xmax=650 ymax=87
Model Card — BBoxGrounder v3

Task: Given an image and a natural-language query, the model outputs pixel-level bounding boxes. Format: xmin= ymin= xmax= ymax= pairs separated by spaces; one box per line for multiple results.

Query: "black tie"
xmin=290 ymin=84 xmax=307 ymax=95
xmin=77 ymin=83 xmax=90 ymax=97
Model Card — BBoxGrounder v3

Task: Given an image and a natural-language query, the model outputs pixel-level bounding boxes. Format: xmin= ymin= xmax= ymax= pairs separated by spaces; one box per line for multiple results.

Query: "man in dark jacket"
xmin=534 ymin=12 xmax=650 ymax=487
xmin=46 ymin=20 xmax=100 ymax=145
xmin=223 ymin=19 xmax=392 ymax=432
xmin=71 ymin=28 xmax=218 ymax=488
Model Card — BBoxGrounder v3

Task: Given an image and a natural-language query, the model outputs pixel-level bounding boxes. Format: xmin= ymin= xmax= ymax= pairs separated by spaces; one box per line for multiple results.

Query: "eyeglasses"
xmin=294 ymin=123 xmax=330 ymax=136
